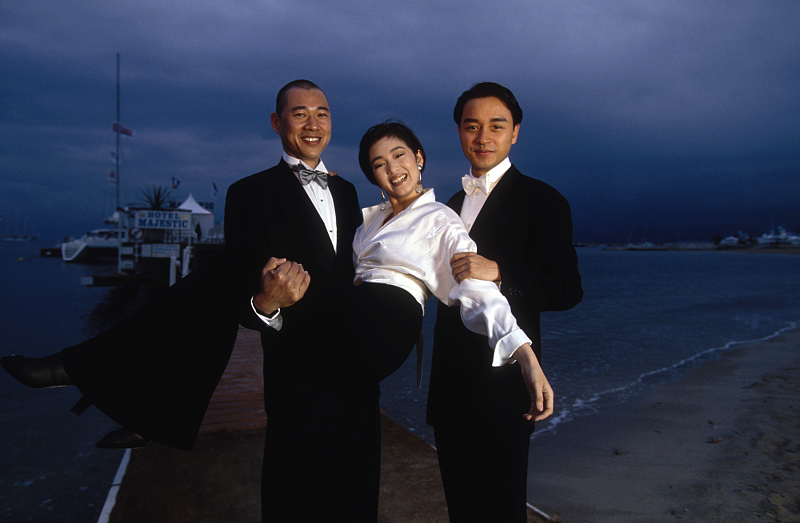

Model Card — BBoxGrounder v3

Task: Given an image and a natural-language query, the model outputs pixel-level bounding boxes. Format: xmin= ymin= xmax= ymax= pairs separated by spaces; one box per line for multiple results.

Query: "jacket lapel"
xmin=466 ymin=166 xmax=523 ymax=250
xmin=446 ymin=191 xmax=466 ymax=214
xmin=329 ymin=176 xmax=359 ymax=279
xmin=273 ymin=161 xmax=337 ymax=272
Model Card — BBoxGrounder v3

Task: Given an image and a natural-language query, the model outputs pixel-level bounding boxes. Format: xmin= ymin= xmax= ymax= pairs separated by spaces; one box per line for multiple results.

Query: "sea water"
xmin=0 ymin=240 xmax=148 ymax=523
xmin=537 ymin=248 xmax=800 ymax=435
xmin=379 ymin=247 xmax=800 ymax=444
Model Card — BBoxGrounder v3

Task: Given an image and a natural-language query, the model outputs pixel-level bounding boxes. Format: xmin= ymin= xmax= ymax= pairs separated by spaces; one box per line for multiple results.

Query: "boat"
xmin=61 ymin=54 xmax=131 ymax=264
xmin=756 ymin=226 xmax=800 ymax=246
xmin=0 ymin=215 xmax=37 ymax=241
xmin=0 ymin=234 xmax=38 ymax=242
xmin=61 ymin=227 xmax=126 ymax=262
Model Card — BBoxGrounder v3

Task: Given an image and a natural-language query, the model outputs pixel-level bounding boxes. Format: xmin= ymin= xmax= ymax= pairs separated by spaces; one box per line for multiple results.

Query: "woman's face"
xmin=368 ymin=136 xmax=424 ymax=211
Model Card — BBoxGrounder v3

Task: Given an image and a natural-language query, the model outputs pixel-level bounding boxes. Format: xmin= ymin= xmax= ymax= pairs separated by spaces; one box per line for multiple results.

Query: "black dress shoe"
xmin=96 ymin=428 xmax=151 ymax=449
xmin=0 ymin=354 xmax=72 ymax=388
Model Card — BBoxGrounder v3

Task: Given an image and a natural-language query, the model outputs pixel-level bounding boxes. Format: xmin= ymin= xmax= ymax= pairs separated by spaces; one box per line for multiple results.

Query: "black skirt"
xmin=60 ymin=260 xmax=421 ymax=449
xmin=281 ymin=281 xmax=422 ymax=388
xmin=61 ymin=259 xmax=241 ymax=450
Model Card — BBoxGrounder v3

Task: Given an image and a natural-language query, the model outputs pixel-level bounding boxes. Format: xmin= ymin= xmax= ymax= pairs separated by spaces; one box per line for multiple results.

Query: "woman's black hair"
xmin=358 ymin=120 xmax=426 ymax=186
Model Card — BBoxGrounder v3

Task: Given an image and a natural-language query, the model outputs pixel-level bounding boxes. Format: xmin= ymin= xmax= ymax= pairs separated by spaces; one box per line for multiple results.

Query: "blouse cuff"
xmin=492 ymin=329 xmax=532 ymax=367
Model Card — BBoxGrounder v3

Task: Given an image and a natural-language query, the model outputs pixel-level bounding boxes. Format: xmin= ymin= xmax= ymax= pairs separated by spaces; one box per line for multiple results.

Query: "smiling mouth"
xmin=390 ymin=173 xmax=408 ymax=186
xmin=302 ymin=136 xmax=322 ymax=145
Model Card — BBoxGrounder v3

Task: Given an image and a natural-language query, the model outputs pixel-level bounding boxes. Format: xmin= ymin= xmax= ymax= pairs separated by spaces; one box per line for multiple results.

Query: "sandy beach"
xmin=528 ymin=328 xmax=800 ymax=523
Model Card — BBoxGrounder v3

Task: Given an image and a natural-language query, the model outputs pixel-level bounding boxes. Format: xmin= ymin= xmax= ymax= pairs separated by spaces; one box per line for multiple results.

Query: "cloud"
xmin=1 ymin=0 xmax=798 ymax=241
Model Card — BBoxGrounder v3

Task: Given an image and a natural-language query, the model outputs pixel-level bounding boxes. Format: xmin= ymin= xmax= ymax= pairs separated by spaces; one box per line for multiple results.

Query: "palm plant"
xmin=140 ymin=185 xmax=173 ymax=210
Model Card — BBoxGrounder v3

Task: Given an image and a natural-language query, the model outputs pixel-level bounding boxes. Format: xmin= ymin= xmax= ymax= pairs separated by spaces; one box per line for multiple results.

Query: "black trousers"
xmin=261 ymin=282 xmax=422 ymax=522
xmin=434 ymin=416 xmax=535 ymax=523
xmin=261 ymin=377 xmax=381 ymax=523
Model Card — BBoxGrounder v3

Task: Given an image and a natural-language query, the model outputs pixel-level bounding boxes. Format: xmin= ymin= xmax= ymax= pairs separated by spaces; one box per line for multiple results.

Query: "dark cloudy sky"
xmin=1 ymin=1 xmax=798 ymax=243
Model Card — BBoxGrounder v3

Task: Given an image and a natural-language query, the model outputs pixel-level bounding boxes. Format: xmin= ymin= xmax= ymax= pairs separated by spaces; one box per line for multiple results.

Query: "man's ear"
xmin=270 ymin=112 xmax=281 ymax=134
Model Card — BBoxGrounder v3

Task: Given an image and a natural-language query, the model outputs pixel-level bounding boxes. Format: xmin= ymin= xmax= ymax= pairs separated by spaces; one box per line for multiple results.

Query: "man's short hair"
xmin=275 ymin=79 xmax=325 ymax=116
xmin=453 ymin=82 xmax=523 ymax=127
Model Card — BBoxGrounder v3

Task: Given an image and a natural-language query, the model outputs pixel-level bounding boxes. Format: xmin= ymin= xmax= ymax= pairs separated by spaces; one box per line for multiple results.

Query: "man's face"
xmin=271 ymin=87 xmax=331 ymax=168
xmin=457 ymin=96 xmax=519 ymax=177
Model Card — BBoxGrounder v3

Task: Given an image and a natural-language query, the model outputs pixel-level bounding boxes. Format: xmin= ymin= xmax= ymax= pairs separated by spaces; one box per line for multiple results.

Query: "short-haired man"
xmin=225 ymin=80 xmax=375 ymax=522
xmin=427 ymin=82 xmax=583 ymax=522
xmin=1 ymin=80 xmax=373 ymax=522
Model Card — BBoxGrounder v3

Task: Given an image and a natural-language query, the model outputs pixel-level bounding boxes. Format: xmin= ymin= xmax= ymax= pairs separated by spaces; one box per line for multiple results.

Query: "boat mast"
xmin=114 ymin=52 xmax=123 ymax=274
xmin=115 ymin=52 xmax=121 ymax=211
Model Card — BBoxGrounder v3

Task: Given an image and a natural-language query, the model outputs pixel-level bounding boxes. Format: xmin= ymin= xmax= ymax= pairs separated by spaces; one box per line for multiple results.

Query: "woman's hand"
xmin=511 ymin=343 xmax=554 ymax=421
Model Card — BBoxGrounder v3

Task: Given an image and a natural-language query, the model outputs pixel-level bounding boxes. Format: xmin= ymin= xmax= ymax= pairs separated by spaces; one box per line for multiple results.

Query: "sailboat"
xmin=62 ymin=53 xmax=131 ymax=263
xmin=0 ymin=216 xmax=38 ymax=242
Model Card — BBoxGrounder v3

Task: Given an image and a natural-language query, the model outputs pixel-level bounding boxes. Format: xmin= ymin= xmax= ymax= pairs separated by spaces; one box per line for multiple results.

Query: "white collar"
xmin=282 ymin=152 xmax=328 ymax=174
xmin=467 ymin=157 xmax=511 ymax=191
xmin=362 ymin=188 xmax=437 ymax=228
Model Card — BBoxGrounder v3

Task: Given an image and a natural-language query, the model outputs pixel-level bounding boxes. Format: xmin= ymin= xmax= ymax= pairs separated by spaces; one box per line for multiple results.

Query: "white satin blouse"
xmin=353 ymin=189 xmax=530 ymax=366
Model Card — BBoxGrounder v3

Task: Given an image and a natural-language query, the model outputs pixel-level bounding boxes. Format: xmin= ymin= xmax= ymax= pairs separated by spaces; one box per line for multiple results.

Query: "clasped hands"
xmin=451 ymin=252 xmax=554 ymax=422
xmin=252 ymin=257 xmax=310 ymax=317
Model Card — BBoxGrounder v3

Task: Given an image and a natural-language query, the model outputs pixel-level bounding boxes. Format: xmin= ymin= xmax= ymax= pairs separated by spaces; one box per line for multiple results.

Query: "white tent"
xmin=178 ymin=194 xmax=214 ymax=240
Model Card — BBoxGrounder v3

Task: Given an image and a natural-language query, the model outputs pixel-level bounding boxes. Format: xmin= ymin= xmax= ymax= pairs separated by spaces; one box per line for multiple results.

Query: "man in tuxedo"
xmin=224 ymin=79 xmax=375 ymax=522
xmin=427 ymin=82 xmax=583 ymax=522
xmin=1 ymin=79 xmax=373 ymax=521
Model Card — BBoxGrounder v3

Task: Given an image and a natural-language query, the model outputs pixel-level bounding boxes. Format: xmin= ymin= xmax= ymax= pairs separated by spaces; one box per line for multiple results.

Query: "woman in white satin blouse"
xmin=288 ymin=121 xmax=552 ymax=422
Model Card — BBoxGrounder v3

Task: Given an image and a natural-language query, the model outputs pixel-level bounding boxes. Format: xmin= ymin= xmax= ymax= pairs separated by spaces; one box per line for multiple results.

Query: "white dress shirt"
xmin=353 ymin=188 xmax=530 ymax=366
xmin=282 ymin=152 xmax=337 ymax=251
xmin=460 ymin=157 xmax=511 ymax=232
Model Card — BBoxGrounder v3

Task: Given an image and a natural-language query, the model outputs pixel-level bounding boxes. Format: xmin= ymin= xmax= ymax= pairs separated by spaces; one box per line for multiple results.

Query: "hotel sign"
xmin=135 ymin=210 xmax=192 ymax=230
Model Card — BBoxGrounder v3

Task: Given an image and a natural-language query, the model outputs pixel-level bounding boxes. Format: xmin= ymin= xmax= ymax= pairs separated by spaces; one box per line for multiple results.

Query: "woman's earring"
xmin=380 ymin=190 xmax=387 ymax=212
xmin=416 ymin=172 xmax=423 ymax=194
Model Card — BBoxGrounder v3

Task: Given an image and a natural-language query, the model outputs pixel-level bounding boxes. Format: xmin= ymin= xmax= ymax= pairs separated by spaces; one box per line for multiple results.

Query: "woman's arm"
xmin=426 ymin=211 xmax=532 ymax=366
xmin=511 ymin=343 xmax=554 ymax=421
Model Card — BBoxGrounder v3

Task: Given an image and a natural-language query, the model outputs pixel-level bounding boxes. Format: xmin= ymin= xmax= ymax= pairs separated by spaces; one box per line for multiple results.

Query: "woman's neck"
xmin=389 ymin=191 xmax=423 ymax=217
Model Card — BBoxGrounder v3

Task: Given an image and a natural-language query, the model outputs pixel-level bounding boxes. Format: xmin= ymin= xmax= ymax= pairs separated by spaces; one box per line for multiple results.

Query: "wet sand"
xmin=528 ymin=328 xmax=800 ymax=522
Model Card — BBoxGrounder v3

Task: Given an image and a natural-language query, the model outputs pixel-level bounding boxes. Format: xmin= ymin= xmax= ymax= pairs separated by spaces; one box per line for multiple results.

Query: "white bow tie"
xmin=462 ymin=174 xmax=490 ymax=195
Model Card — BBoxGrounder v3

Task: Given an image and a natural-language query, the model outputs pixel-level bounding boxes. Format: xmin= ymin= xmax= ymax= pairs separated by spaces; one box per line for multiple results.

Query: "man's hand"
xmin=252 ymin=257 xmax=310 ymax=316
xmin=450 ymin=252 xmax=500 ymax=283
xmin=511 ymin=344 xmax=554 ymax=422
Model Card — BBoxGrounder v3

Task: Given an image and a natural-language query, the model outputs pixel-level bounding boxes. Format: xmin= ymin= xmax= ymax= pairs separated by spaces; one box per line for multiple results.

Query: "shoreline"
xmin=580 ymin=243 xmax=800 ymax=255
xmin=527 ymin=328 xmax=800 ymax=522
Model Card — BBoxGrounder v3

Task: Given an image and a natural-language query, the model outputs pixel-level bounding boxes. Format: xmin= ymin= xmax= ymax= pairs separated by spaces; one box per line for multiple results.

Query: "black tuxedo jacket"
xmin=223 ymin=160 xmax=363 ymax=414
xmin=224 ymin=160 xmax=360 ymax=331
xmin=427 ymin=165 xmax=583 ymax=425
xmin=62 ymin=160 xmax=361 ymax=449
